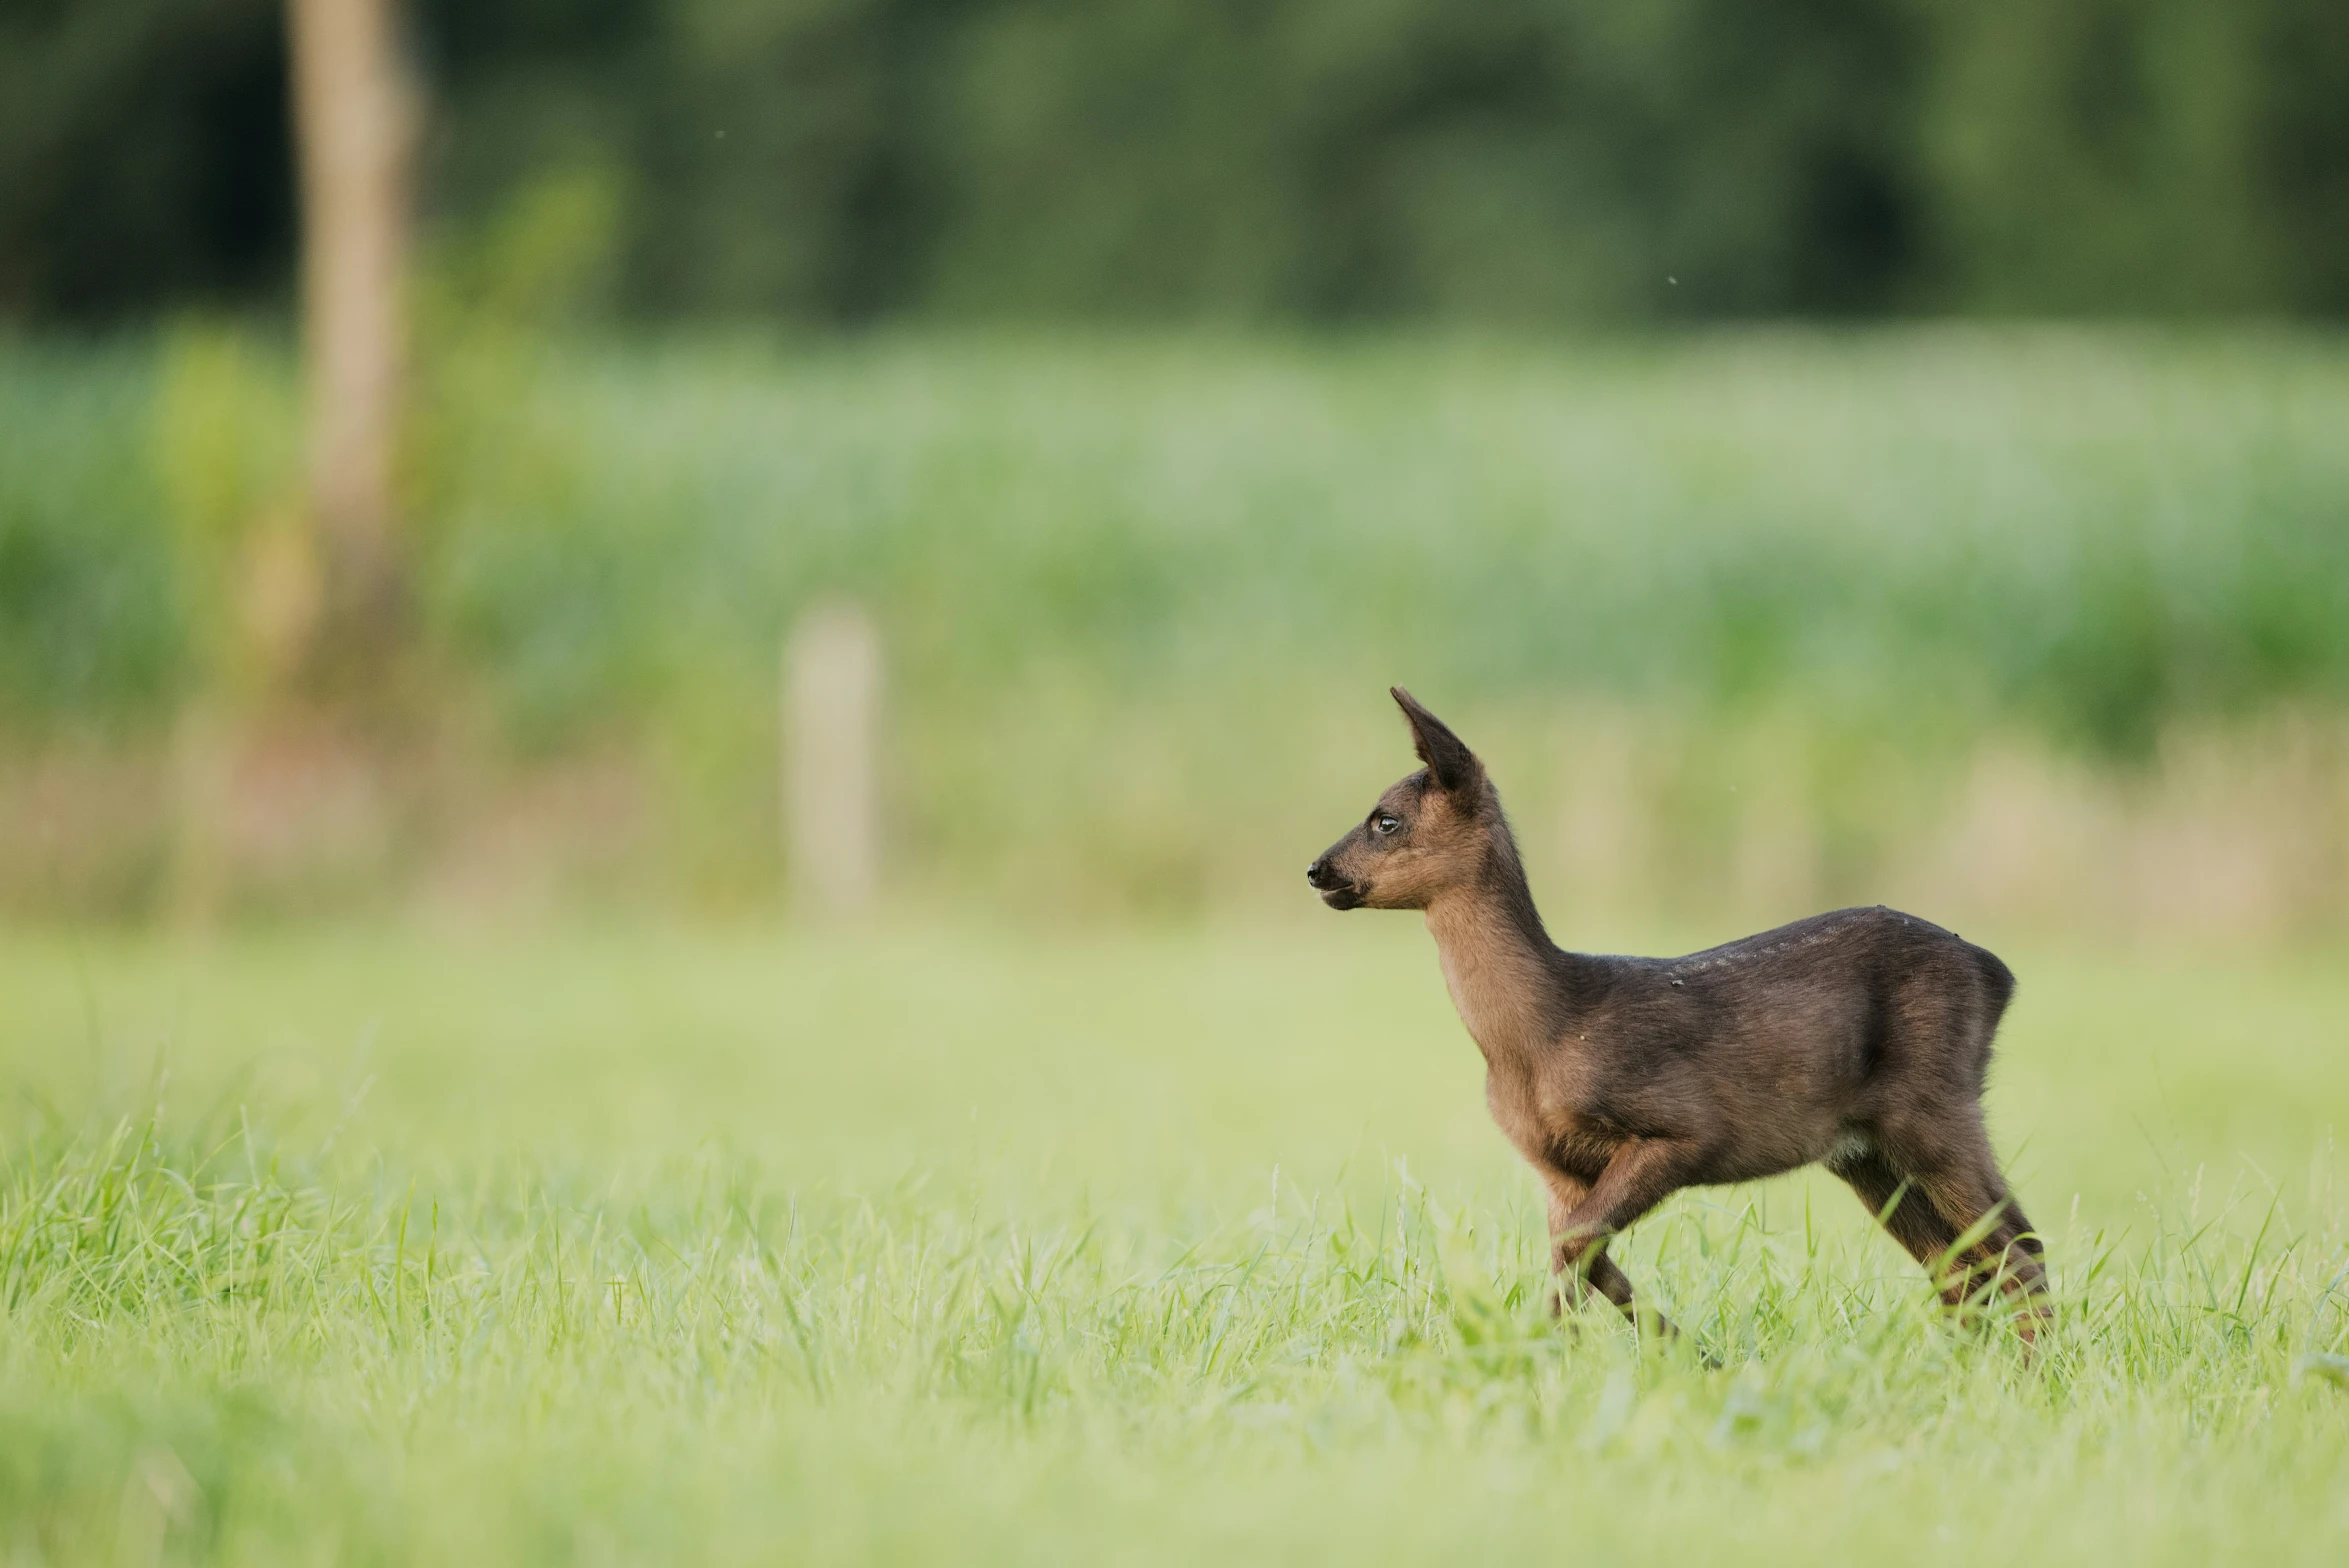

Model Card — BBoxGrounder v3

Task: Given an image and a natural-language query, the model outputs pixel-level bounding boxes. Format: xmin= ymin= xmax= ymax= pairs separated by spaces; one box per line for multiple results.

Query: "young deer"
xmin=1307 ymin=689 xmax=2048 ymax=1343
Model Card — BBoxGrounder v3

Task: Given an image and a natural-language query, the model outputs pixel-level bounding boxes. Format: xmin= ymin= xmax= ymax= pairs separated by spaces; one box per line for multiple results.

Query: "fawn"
xmin=1307 ymin=689 xmax=2048 ymax=1343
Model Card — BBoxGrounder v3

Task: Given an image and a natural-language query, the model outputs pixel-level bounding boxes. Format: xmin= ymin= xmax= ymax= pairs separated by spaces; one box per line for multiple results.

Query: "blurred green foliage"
xmin=0 ymin=341 xmax=180 ymax=726
xmin=152 ymin=322 xmax=305 ymax=700
xmin=456 ymin=333 xmax=2349 ymax=759
xmin=9 ymin=327 xmax=2343 ymax=747
xmin=6 ymin=0 xmax=2347 ymax=323
xmin=3 ymin=326 xmax=2347 ymax=914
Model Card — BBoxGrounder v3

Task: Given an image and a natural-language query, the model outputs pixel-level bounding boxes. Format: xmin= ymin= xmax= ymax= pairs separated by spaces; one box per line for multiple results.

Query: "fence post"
xmin=782 ymin=603 xmax=882 ymax=918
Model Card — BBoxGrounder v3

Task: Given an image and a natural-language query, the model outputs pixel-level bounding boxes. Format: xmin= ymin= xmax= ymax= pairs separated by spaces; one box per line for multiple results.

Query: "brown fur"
xmin=1308 ymin=689 xmax=2049 ymax=1345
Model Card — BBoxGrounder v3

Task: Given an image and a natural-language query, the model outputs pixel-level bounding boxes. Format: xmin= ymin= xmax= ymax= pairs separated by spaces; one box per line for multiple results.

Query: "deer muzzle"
xmin=1306 ymin=856 xmax=1365 ymax=909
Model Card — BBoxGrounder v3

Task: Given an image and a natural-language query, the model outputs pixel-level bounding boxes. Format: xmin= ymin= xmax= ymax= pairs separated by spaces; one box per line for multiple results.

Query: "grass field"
xmin=2 ymin=916 xmax=2344 ymax=1564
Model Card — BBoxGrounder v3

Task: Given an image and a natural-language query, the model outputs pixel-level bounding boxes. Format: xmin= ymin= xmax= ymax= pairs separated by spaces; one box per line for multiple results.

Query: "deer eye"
xmin=1373 ymin=814 xmax=1401 ymax=835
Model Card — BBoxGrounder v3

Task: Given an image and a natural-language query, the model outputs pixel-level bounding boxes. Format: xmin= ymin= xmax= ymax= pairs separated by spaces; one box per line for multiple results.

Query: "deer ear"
xmin=1390 ymin=687 xmax=1481 ymax=794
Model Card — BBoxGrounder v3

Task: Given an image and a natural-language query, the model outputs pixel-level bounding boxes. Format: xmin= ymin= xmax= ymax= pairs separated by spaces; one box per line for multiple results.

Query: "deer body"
xmin=1310 ymin=689 xmax=2048 ymax=1342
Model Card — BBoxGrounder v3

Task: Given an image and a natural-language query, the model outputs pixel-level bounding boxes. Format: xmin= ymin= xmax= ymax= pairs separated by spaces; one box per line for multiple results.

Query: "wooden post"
xmin=783 ymin=604 xmax=883 ymax=917
xmin=287 ymin=0 xmax=416 ymax=667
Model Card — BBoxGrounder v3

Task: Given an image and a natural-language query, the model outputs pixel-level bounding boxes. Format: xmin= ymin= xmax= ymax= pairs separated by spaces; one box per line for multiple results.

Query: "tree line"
xmin=4 ymin=0 xmax=2345 ymax=324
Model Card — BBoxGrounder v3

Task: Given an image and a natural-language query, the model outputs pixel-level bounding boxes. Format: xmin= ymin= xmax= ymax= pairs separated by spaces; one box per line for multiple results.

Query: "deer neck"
xmin=1422 ymin=858 xmax=1562 ymax=1070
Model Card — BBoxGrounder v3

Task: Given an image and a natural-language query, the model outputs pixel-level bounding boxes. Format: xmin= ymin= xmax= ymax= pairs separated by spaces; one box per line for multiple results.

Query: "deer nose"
xmin=1306 ymin=857 xmax=1337 ymax=889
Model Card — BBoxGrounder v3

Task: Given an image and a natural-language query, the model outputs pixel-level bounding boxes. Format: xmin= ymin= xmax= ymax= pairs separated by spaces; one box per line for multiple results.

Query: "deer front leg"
xmin=1539 ymin=1145 xmax=1689 ymax=1340
xmin=1538 ymin=1169 xmax=1590 ymax=1316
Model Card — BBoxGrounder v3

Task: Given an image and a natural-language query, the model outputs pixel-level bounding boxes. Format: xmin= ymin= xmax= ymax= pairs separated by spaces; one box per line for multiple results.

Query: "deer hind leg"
xmin=1831 ymin=1147 xmax=1973 ymax=1308
xmin=1877 ymin=1126 xmax=2049 ymax=1337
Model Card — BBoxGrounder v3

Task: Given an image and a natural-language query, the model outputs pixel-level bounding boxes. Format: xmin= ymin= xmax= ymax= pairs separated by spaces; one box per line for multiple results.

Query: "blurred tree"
xmin=1923 ymin=0 xmax=2272 ymax=312
xmin=0 ymin=0 xmax=293 ymax=317
xmin=288 ymin=0 xmax=417 ymax=684
xmin=2257 ymin=0 xmax=2349 ymax=313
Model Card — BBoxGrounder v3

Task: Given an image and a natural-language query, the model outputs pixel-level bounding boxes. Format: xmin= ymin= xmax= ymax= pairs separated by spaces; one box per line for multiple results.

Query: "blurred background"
xmin=7 ymin=20 xmax=2349 ymax=1562
xmin=3 ymin=0 xmax=2348 ymax=934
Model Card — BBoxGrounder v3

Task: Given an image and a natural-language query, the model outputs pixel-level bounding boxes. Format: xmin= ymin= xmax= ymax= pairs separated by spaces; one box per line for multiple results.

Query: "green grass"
xmin=2 ymin=918 xmax=2344 ymax=1563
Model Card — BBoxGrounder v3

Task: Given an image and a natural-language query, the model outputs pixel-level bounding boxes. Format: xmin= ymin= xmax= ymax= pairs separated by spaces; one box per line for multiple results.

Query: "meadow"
xmin=1 ymin=917 xmax=2345 ymax=1564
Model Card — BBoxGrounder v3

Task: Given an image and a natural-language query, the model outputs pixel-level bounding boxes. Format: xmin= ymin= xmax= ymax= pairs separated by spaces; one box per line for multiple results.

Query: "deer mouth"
xmin=1318 ymin=883 xmax=1366 ymax=910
